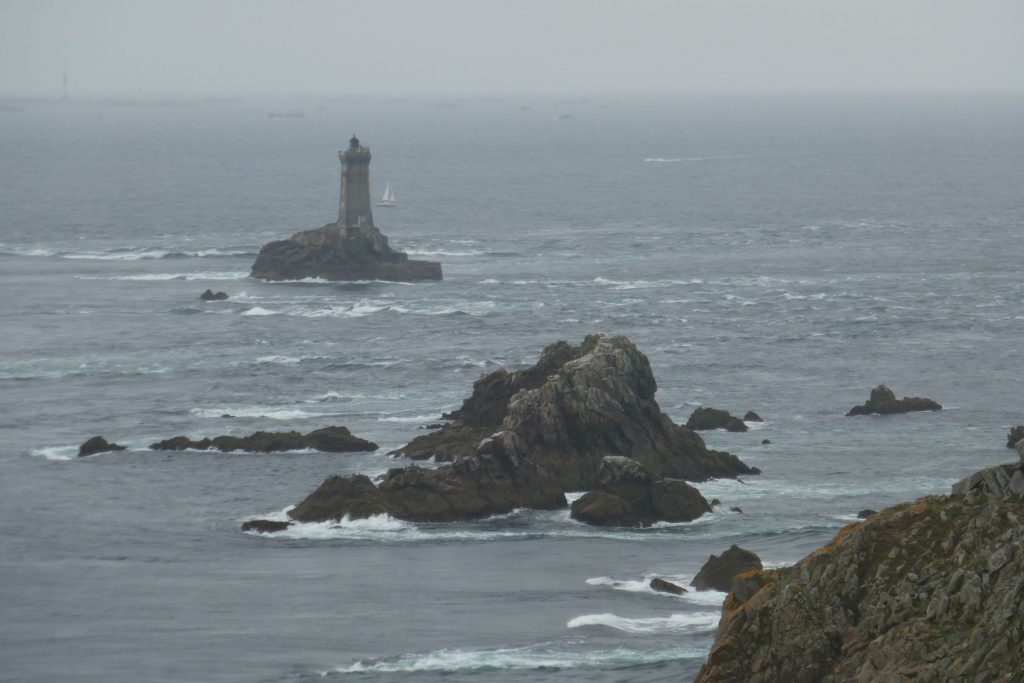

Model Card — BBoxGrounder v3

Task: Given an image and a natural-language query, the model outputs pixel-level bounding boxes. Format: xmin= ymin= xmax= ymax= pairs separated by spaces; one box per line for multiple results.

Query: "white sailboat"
xmin=377 ymin=182 xmax=398 ymax=207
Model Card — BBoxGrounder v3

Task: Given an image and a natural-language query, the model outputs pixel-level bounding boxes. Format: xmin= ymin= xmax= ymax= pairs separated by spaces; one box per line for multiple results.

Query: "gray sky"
xmin=2 ymin=0 xmax=1022 ymax=98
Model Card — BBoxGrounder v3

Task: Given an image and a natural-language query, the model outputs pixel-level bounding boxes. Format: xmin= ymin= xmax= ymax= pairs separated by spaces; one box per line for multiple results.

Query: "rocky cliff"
xmin=695 ymin=447 xmax=1024 ymax=683
xmin=250 ymin=223 xmax=442 ymax=282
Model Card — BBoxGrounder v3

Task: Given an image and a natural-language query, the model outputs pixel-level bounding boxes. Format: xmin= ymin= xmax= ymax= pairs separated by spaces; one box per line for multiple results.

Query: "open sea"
xmin=1 ymin=93 xmax=1022 ymax=682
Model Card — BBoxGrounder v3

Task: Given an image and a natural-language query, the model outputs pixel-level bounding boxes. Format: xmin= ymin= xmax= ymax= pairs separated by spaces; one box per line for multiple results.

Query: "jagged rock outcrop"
xmin=846 ymin=384 xmax=942 ymax=416
xmin=690 ymin=545 xmax=763 ymax=592
xmin=199 ymin=289 xmax=228 ymax=301
xmin=686 ymin=407 xmax=749 ymax=432
xmin=395 ymin=334 xmax=757 ymax=488
xmin=150 ymin=426 xmax=377 ymax=453
xmin=241 ymin=519 xmax=292 ymax=533
xmin=78 ymin=436 xmax=127 ymax=457
xmin=1007 ymin=425 xmax=1024 ymax=449
xmin=289 ymin=434 xmax=566 ymax=523
xmin=695 ymin=457 xmax=1024 ymax=683
xmin=569 ymin=456 xmax=711 ymax=527
xmin=743 ymin=410 xmax=764 ymax=422
xmin=250 ymin=223 xmax=442 ymax=282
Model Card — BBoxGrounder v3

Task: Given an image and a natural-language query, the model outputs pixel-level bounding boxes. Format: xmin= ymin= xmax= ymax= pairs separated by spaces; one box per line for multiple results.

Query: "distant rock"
xmin=691 ymin=545 xmax=763 ymax=592
xmin=743 ymin=410 xmax=764 ymax=422
xmin=846 ymin=384 xmax=942 ymax=416
xmin=695 ymin=460 xmax=1024 ymax=682
xmin=241 ymin=519 xmax=292 ymax=533
xmin=78 ymin=436 xmax=127 ymax=457
xmin=569 ymin=456 xmax=712 ymax=527
xmin=761 ymin=439 xmax=771 ymax=445
xmin=650 ymin=577 xmax=687 ymax=595
xmin=251 ymin=223 xmax=441 ymax=282
xmin=150 ymin=426 xmax=377 ymax=453
xmin=199 ymin=289 xmax=228 ymax=301
xmin=686 ymin=407 xmax=748 ymax=432
xmin=857 ymin=509 xmax=877 ymax=518
xmin=1006 ymin=425 xmax=1024 ymax=449
xmin=396 ymin=334 xmax=758 ymax=487
xmin=289 ymin=334 xmax=756 ymax=525
xmin=729 ymin=506 xmax=743 ymax=513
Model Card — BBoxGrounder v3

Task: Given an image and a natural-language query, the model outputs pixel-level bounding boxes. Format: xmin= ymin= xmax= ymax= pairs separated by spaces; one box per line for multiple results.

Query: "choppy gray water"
xmin=1 ymin=94 xmax=1022 ymax=682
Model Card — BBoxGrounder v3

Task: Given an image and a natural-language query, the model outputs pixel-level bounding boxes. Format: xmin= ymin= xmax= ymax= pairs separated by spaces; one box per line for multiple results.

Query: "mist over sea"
xmin=1 ymin=94 xmax=1021 ymax=682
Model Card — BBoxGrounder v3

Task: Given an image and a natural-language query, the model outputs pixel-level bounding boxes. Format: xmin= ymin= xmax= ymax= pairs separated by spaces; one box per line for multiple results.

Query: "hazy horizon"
xmin=2 ymin=0 xmax=1023 ymax=99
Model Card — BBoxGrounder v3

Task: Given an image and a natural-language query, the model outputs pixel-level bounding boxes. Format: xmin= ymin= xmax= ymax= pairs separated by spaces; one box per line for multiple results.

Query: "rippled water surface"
xmin=1 ymin=94 xmax=1022 ymax=682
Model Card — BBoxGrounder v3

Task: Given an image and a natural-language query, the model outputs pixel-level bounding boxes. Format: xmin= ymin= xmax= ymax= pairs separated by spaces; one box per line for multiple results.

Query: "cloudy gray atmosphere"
xmin=3 ymin=2 xmax=1024 ymax=683
xmin=2 ymin=0 xmax=1024 ymax=97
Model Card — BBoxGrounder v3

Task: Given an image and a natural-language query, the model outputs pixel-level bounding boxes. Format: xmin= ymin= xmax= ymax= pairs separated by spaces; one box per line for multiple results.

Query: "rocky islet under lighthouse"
xmin=250 ymin=136 xmax=443 ymax=282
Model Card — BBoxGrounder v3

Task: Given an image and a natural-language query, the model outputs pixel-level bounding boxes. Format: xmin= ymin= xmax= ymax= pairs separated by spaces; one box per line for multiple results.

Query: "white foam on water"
xmin=241 ymin=306 xmax=278 ymax=316
xmin=255 ymin=355 xmax=302 ymax=365
xmin=585 ymin=574 xmax=726 ymax=605
xmin=307 ymin=391 xmax=366 ymax=402
xmin=593 ymin=277 xmax=704 ymax=290
xmin=270 ymin=514 xmax=417 ymax=540
xmin=405 ymin=249 xmax=484 ymax=257
xmin=77 ymin=271 xmax=248 ymax=281
xmin=567 ymin=611 xmax=720 ymax=634
xmin=29 ymin=446 xmax=79 ymax=461
xmin=190 ymin=406 xmax=343 ymax=420
xmin=377 ymin=414 xmax=442 ymax=423
xmin=330 ymin=642 xmax=704 ymax=674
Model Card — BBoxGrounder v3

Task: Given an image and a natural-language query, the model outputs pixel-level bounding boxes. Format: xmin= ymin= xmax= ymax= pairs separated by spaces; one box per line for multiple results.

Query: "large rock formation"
xmin=78 ymin=436 xmax=127 ymax=457
xmin=690 ymin=545 xmax=763 ymax=592
xmin=695 ymin=452 xmax=1024 ymax=683
xmin=150 ymin=426 xmax=377 ymax=453
xmin=1007 ymin=425 xmax=1024 ymax=449
xmin=395 ymin=334 xmax=757 ymax=488
xmin=846 ymin=384 xmax=942 ymax=416
xmin=250 ymin=223 xmax=442 ymax=282
xmin=286 ymin=335 xmax=756 ymax=526
xmin=569 ymin=456 xmax=711 ymax=527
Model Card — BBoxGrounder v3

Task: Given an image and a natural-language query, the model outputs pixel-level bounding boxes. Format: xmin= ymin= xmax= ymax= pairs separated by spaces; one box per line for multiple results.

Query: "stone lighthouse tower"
xmin=338 ymin=134 xmax=374 ymax=228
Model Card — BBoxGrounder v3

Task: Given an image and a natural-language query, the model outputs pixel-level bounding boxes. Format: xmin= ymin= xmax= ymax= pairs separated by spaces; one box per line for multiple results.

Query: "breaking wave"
xmin=567 ymin=611 xmax=720 ymax=634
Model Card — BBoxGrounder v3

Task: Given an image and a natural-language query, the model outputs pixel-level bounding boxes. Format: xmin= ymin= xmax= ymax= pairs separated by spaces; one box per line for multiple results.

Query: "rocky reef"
xmin=78 ymin=436 xmax=127 ymax=457
xmin=686 ymin=407 xmax=749 ymax=433
xmin=846 ymin=384 xmax=942 ymax=416
xmin=150 ymin=426 xmax=377 ymax=453
xmin=250 ymin=223 xmax=441 ymax=282
xmin=690 ymin=545 xmax=763 ymax=592
xmin=1007 ymin=425 xmax=1024 ymax=449
xmin=695 ymin=448 xmax=1024 ymax=683
xmin=286 ymin=334 xmax=756 ymax=526
xmin=199 ymin=289 xmax=228 ymax=301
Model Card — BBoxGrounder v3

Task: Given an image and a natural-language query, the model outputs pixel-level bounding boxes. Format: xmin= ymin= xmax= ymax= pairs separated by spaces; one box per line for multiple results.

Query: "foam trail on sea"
xmin=567 ymin=611 xmax=720 ymax=634
xmin=29 ymin=446 xmax=79 ymax=461
xmin=190 ymin=406 xmax=345 ymax=420
xmin=328 ymin=642 xmax=705 ymax=674
xmin=585 ymin=575 xmax=730 ymax=605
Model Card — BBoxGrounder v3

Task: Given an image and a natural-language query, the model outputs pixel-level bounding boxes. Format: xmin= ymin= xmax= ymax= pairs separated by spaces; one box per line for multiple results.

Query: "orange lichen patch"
xmin=810 ymin=521 xmax=861 ymax=558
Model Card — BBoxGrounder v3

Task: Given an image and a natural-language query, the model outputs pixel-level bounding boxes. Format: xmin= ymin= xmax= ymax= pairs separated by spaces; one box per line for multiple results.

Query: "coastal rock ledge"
xmin=288 ymin=334 xmax=757 ymax=525
xmin=250 ymin=223 xmax=441 ymax=282
xmin=695 ymin=455 xmax=1024 ymax=683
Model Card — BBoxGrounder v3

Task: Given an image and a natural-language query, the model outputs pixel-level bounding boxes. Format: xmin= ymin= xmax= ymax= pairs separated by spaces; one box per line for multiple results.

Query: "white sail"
xmin=378 ymin=182 xmax=397 ymax=206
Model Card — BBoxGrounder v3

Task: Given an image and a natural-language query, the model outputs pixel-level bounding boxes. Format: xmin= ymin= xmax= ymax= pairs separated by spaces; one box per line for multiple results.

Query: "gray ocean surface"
xmin=0 ymin=94 xmax=1022 ymax=682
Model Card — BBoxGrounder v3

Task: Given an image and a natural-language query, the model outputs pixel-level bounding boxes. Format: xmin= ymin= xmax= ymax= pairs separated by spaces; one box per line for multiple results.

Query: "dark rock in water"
xmin=250 ymin=223 xmax=442 ymax=282
xmin=199 ymin=289 xmax=228 ymax=301
xmin=149 ymin=426 xmax=377 ymax=453
xmin=743 ymin=410 xmax=764 ymax=422
xmin=419 ymin=423 xmax=446 ymax=430
xmin=695 ymin=462 xmax=1024 ymax=683
xmin=569 ymin=456 xmax=712 ymax=527
xmin=729 ymin=506 xmax=743 ymax=513
xmin=710 ymin=498 xmax=722 ymax=507
xmin=691 ymin=545 xmax=762 ymax=592
xmin=845 ymin=384 xmax=942 ymax=416
xmin=241 ymin=519 xmax=292 ymax=533
xmin=78 ymin=436 xmax=127 ymax=457
xmin=396 ymin=334 xmax=757 ymax=487
xmin=761 ymin=439 xmax=771 ymax=445
xmin=857 ymin=509 xmax=877 ymax=518
xmin=686 ymin=407 xmax=748 ymax=433
xmin=650 ymin=577 xmax=687 ymax=595
xmin=291 ymin=335 xmax=755 ymax=525
xmin=1006 ymin=425 xmax=1024 ymax=449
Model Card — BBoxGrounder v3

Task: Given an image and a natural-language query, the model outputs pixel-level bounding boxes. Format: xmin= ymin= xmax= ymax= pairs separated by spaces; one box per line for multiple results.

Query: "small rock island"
xmin=250 ymin=136 xmax=442 ymax=282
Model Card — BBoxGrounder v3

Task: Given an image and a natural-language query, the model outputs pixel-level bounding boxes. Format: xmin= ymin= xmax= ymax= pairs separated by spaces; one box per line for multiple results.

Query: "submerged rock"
xmin=199 ymin=289 xmax=228 ymax=301
xmin=690 ymin=545 xmax=763 ymax=592
xmin=1007 ymin=425 xmax=1024 ymax=449
xmin=686 ymin=407 xmax=748 ymax=432
xmin=743 ymin=410 xmax=764 ymax=422
xmin=846 ymin=384 xmax=942 ymax=416
xmin=150 ymin=426 xmax=377 ymax=453
xmin=289 ymin=335 xmax=756 ymax=525
xmin=649 ymin=577 xmax=687 ymax=595
xmin=78 ymin=436 xmax=127 ymax=457
xmin=569 ymin=456 xmax=712 ymax=527
xmin=241 ymin=519 xmax=292 ymax=533
xmin=695 ymin=459 xmax=1024 ymax=683
xmin=396 ymin=334 xmax=757 ymax=487
xmin=251 ymin=223 xmax=441 ymax=282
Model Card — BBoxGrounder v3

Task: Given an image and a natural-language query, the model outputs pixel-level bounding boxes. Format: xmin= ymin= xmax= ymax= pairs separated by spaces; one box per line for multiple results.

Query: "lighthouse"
xmin=338 ymin=134 xmax=374 ymax=228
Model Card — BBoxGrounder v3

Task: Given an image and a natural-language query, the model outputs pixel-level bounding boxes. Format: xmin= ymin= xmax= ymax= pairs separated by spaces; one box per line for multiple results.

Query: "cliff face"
xmin=695 ymin=456 xmax=1024 ymax=683
xmin=250 ymin=223 xmax=442 ymax=282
